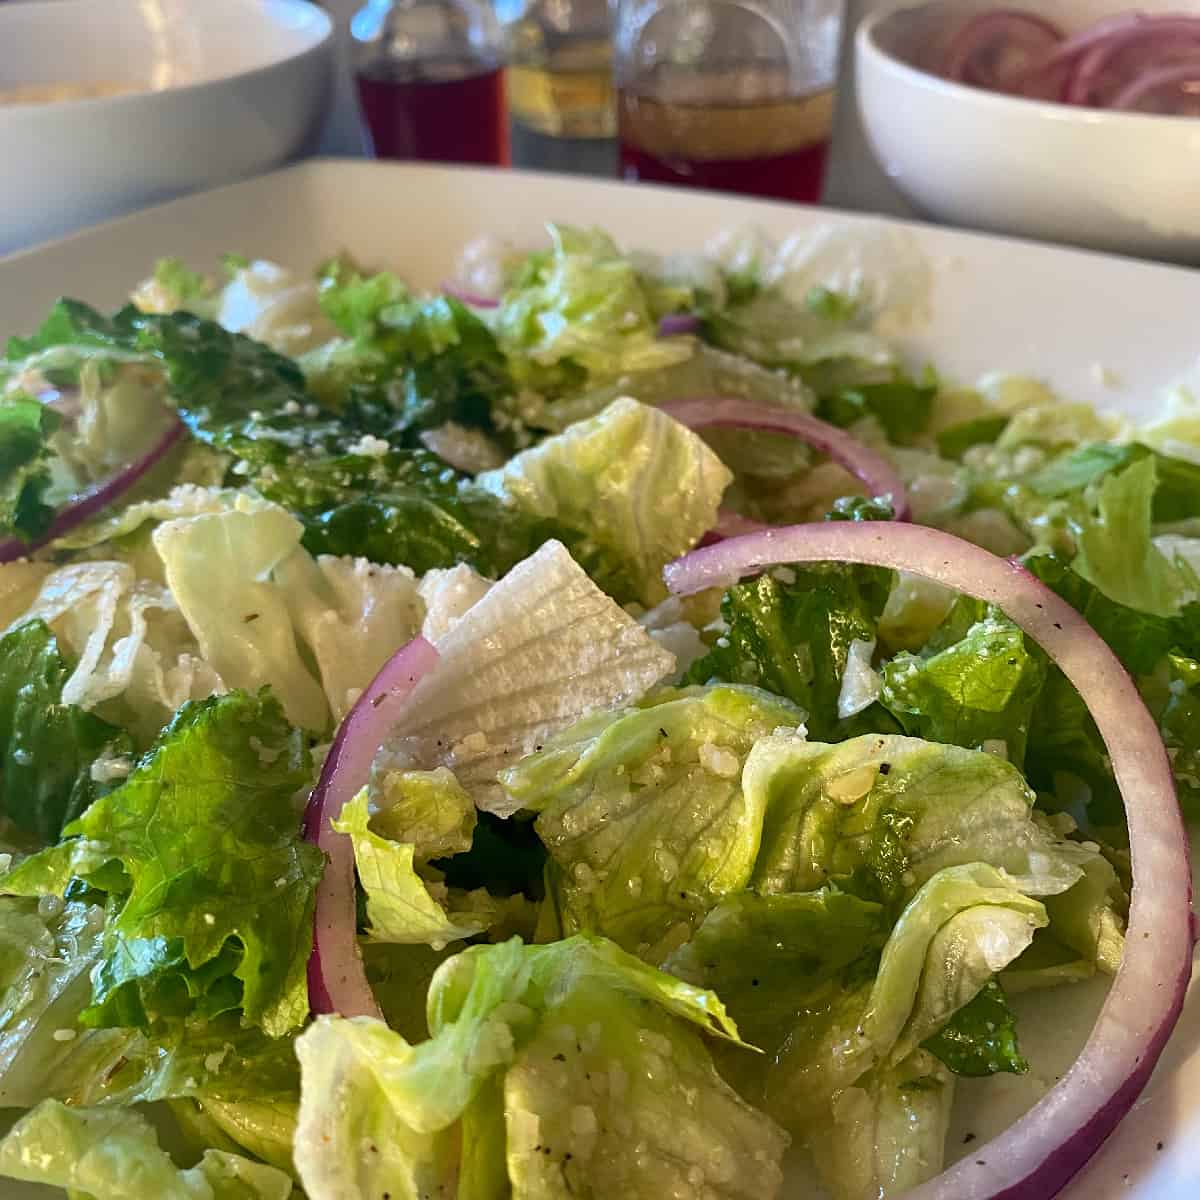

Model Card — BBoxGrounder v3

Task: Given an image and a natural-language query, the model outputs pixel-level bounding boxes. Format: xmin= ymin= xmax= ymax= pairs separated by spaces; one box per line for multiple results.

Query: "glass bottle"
xmin=351 ymin=0 xmax=510 ymax=165
xmin=614 ymin=0 xmax=845 ymax=203
xmin=500 ymin=0 xmax=618 ymax=176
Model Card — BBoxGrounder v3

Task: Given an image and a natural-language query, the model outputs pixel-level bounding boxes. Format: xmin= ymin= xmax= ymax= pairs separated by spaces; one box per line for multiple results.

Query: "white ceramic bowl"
xmin=0 ymin=0 xmax=333 ymax=256
xmin=856 ymin=0 xmax=1200 ymax=261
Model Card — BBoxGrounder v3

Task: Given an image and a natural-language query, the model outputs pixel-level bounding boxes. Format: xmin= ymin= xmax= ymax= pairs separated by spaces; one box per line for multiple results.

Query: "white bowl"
xmin=856 ymin=0 xmax=1200 ymax=261
xmin=0 ymin=0 xmax=333 ymax=256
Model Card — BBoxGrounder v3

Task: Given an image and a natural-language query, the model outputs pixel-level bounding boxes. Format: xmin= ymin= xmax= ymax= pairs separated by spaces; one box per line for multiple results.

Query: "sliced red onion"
xmin=660 ymin=396 xmax=911 ymax=521
xmin=940 ymin=10 xmax=1200 ymax=113
xmin=0 ymin=418 xmax=186 ymax=564
xmin=665 ymin=523 xmax=1192 ymax=1200
xmin=943 ymin=10 xmax=1064 ymax=89
xmin=1111 ymin=59 xmax=1200 ymax=113
xmin=441 ymin=281 xmax=500 ymax=309
xmin=303 ymin=635 xmax=440 ymax=1019
xmin=658 ymin=313 xmax=702 ymax=337
xmin=698 ymin=508 xmax=768 ymax=549
xmin=1066 ymin=25 xmax=1200 ymax=105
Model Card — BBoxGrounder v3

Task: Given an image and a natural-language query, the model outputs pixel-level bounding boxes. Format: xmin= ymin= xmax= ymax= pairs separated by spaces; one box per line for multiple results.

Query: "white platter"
xmin=1 ymin=160 xmax=1198 ymax=1200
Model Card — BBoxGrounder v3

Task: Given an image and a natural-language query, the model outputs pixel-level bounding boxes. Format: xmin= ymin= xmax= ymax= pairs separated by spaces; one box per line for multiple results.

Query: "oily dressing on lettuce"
xmin=1 ymin=217 xmax=1191 ymax=1200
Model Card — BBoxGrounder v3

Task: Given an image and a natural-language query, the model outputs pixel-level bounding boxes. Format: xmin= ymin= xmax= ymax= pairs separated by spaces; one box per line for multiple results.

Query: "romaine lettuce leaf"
xmin=684 ymin=564 xmax=893 ymax=739
xmin=766 ymin=864 xmax=1045 ymax=1124
xmin=0 ymin=395 xmax=61 ymax=542
xmin=376 ymin=540 xmax=675 ymax=816
xmin=744 ymin=733 xmax=1089 ymax=904
xmin=333 ymin=789 xmax=492 ymax=948
xmin=807 ymin=1050 xmax=954 ymax=1200
xmin=1154 ymin=652 xmax=1200 ymax=819
xmin=504 ymin=685 xmax=803 ymax=960
xmin=0 ymin=896 xmax=131 ymax=1108
xmin=295 ymin=935 xmax=785 ymax=1200
xmin=1 ymin=690 xmax=322 ymax=1037
xmin=700 ymin=280 xmax=898 ymax=392
xmin=664 ymin=888 xmax=887 ymax=1053
xmin=216 ymin=259 xmax=334 ymax=356
xmin=371 ymin=766 xmax=477 ymax=861
xmin=0 ymin=892 xmax=302 ymax=1123
xmin=274 ymin=550 xmax=424 ymax=724
xmin=496 ymin=225 xmax=692 ymax=396
xmin=815 ymin=374 xmax=936 ymax=444
xmin=0 ymin=619 xmax=133 ymax=842
xmin=880 ymin=612 xmax=1046 ymax=766
xmin=131 ymin=257 xmax=219 ymax=319
xmin=0 ymin=1100 xmax=293 ymax=1200
xmin=1023 ymin=552 xmax=1175 ymax=675
xmin=308 ymin=264 xmax=512 ymax=442
xmin=2 ymin=557 xmax=222 ymax=745
xmin=541 ymin=342 xmax=815 ymax=433
xmin=153 ymin=504 xmax=330 ymax=732
xmin=266 ymin=442 xmax=553 ymax=578
xmin=922 ymin=978 xmax=1027 ymax=1077
xmin=475 ymin=398 xmax=731 ymax=605
xmin=502 ymin=964 xmax=786 ymax=1200
xmin=1073 ymin=457 xmax=1186 ymax=618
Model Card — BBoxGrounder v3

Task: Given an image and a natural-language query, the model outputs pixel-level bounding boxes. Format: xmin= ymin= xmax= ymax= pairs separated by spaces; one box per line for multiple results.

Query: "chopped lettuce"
xmin=0 ymin=892 xmax=302 ymax=1120
xmin=880 ymin=611 xmax=1046 ymax=766
xmin=808 ymin=1050 xmax=954 ymax=1200
xmin=131 ymin=257 xmax=219 ymax=318
xmin=333 ymin=789 xmax=492 ymax=949
xmin=376 ymin=540 xmax=675 ymax=816
xmin=0 ymin=1100 xmax=293 ymax=1200
xmin=294 ymin=936 xmax=786 ymax=1200
xmin=276 ymin=551 xmax=424 ymax=724
xmin=475 ymin=398 xmax=732 ymax=605
xmin=816 ymin=375 xmax=937 ymax=444
xmin=684 ymin=565 xmax=893 ymax=739
xmin=506 ymin=685 xmax=803 ymax=960
xmin=922 ymin=979 xmax=1027 ymax=1077
xmin=153 ymin=504 xmax=330 ymax=732
xmin=664 ymin=888 xmax=887 ymax=1052
xmin=766 ymin=864 xmax=1045 ymax=1125
xmin=541 ymin=341 xmax=815 ymax=433
xmin=1073 ymin=457 xmax=1186 ymax=618
xmin=371 ymin=766 xmax=477 ymax=861
xmin=495 ymin=225 xmax=692 ymax=397
xmin=0 ymin=395 xmax=62 ymax=542
xmin=1 ymin=690 xmax=322 ymax=1036
xmin=307 ymin=265 xmax=513 ymax=446
xmin=0 ymin=619 xmax=133 ymax=842
xmin=744 ymin=732 xmax=1091 ymax=903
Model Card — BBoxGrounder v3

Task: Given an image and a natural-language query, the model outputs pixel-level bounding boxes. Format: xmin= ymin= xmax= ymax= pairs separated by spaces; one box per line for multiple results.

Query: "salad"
xmin=0 ymin=222 xmax=1193 ymax=1200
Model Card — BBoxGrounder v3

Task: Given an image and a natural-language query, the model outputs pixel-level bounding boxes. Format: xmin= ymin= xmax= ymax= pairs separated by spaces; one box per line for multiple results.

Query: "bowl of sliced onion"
xmin=856 ymin=0 xmax=1200 ymax=260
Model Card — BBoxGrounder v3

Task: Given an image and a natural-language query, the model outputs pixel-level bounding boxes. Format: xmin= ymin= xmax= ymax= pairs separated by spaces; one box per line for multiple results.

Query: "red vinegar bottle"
xmin=351 ymin=0 xmax=510 ymax=166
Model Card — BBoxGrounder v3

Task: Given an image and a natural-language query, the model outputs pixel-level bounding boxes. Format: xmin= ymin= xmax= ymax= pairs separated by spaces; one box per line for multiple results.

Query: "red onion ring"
xmin=441 ymin=282 xmax=499 ymax=309
xmin=659 ymin=396 xmax=911 ymax=521
xmin=665 ymin=523 xmax=1193 ymax=1200
xmin=0 ymin=418 xmax=186 ymax=563
xmin=1065 ymin=23 xmax=1200 ymax=105
xmin=943 ymin=10 xmax=1064 ymax=88
xmin=1111 ymin=59 xmax=1200 ymax=112
xmin=697 ymin=508 xmax=768 ymax=549
xmin=302 ymin=635 xmax=440 ymax=1019
xmin=658 ymin=314 xmax=702 ymax=337
xmin=940 ymin=11 xmax=1200 ymax=114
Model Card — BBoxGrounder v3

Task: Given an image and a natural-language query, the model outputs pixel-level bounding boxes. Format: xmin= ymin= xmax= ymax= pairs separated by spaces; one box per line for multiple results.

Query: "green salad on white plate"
xmin=0 ymin=223 xmax=1193 ymax=1200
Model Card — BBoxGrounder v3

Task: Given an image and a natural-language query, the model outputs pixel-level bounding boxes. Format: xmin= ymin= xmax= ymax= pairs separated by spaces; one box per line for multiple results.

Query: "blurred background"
xmin=314 ymin=0 xmax=915 ymax=216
